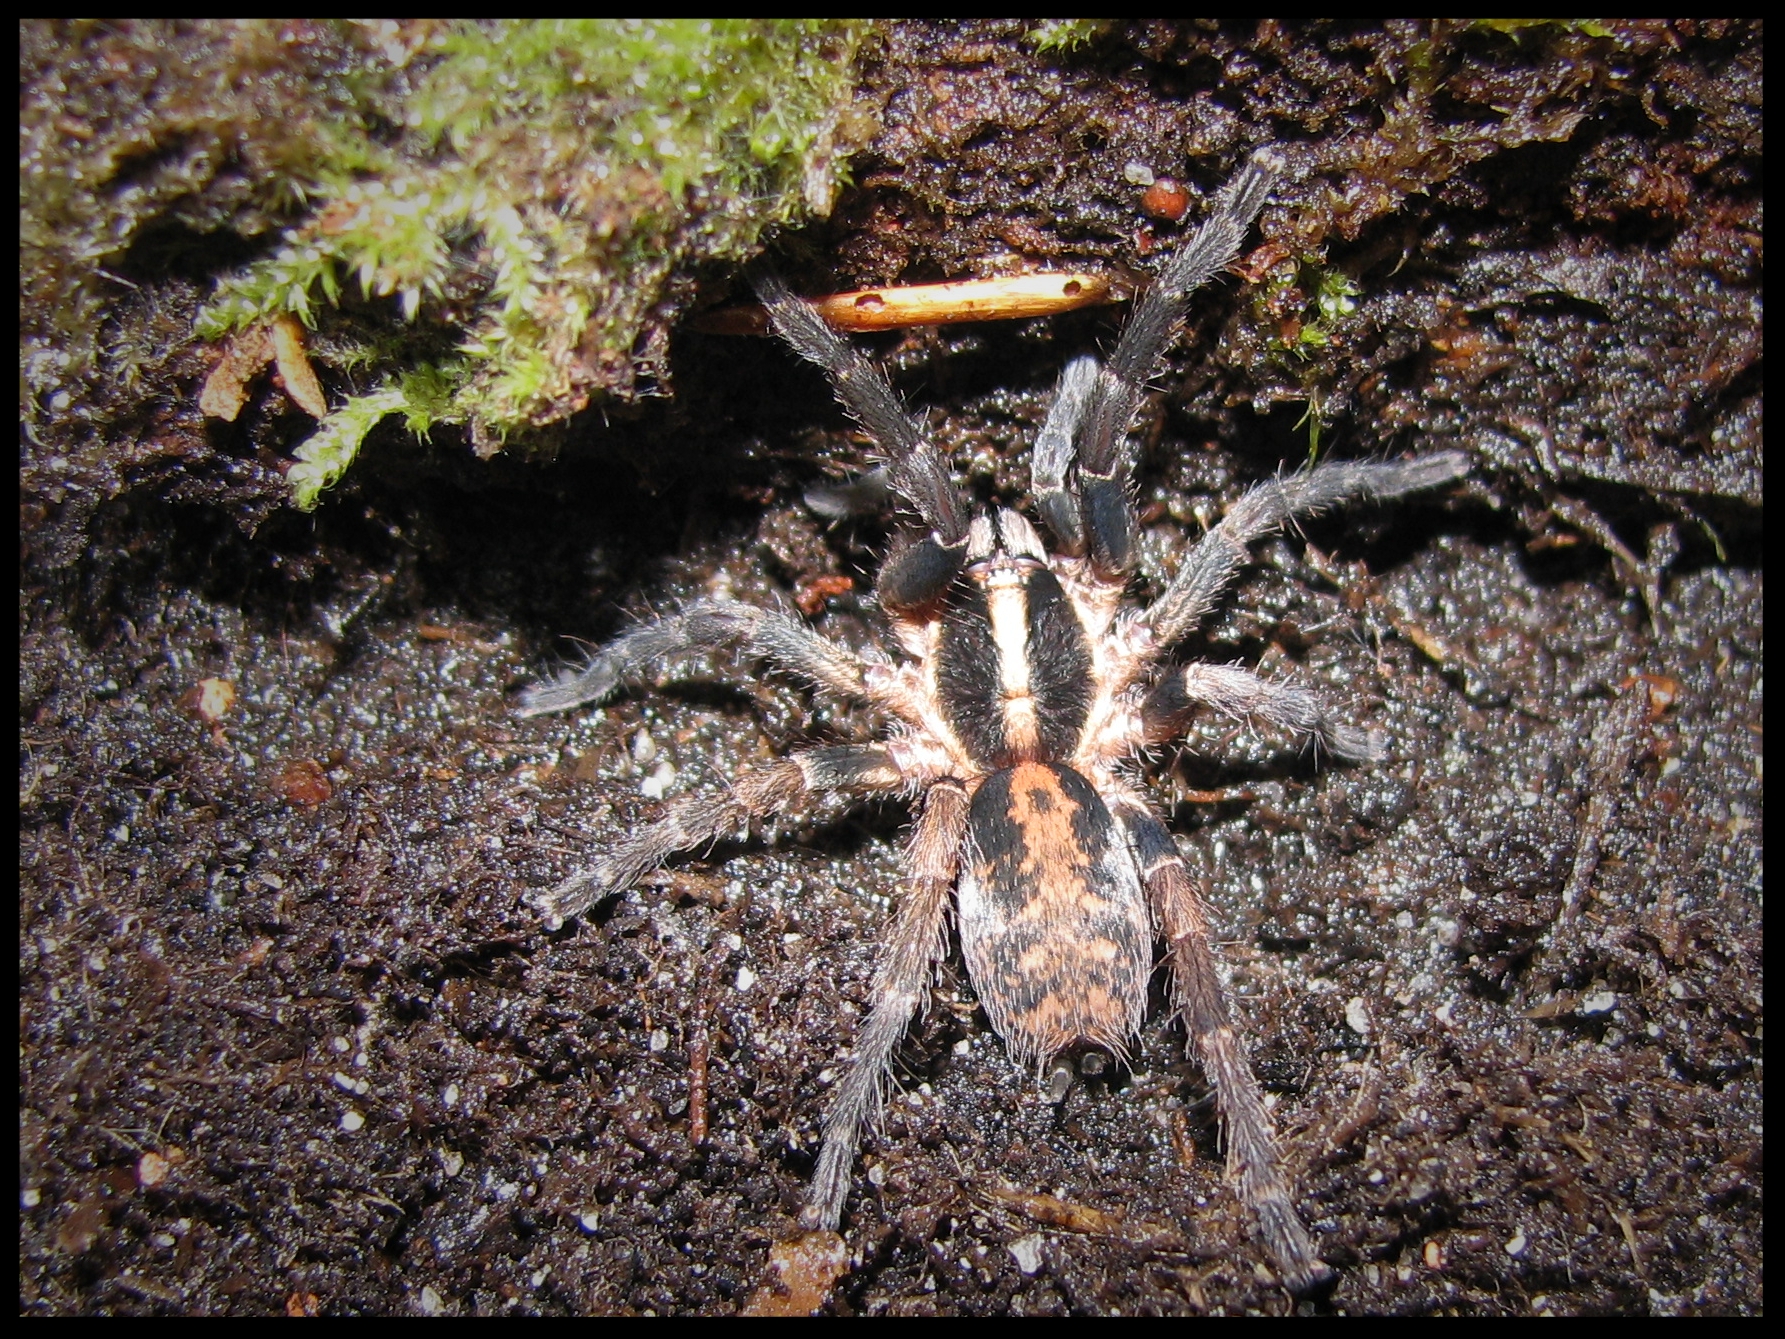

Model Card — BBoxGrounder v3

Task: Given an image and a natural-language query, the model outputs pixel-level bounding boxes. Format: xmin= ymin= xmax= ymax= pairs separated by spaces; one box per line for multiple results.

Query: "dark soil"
xmin=22 ymin=20 xmax=1760 ymax=1316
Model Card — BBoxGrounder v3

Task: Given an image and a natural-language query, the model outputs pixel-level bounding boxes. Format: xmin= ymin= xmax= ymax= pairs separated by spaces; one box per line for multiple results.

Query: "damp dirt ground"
xmin=22 ymin=20 xmax=1760 ymax=1316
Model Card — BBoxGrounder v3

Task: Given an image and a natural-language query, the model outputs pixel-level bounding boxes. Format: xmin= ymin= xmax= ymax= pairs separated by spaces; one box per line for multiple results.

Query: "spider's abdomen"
xmin=935 ymin=560 xmax=1093 ymax=770
xmin=957 ymin=761 xmax=1151 ymax=1066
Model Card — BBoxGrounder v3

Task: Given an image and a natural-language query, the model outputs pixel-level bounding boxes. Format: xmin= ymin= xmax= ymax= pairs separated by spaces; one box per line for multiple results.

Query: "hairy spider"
xmin=520 ymin=152 xmax=1467 ymax=1293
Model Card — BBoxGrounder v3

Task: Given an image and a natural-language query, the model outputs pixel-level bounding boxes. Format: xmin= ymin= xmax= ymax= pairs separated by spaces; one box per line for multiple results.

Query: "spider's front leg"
xmin=802 ymin=778 xmax=967 ymax=1232
xmin=1110 ymin=792 xmax=1334 ymax=1294
xmin=752 ymin=269 xmax=971 ymax=617
xmin=1033 ymin=153 xmax=1281 ymax=578
xmin=530 ymin=745 xmax=905 ymax=928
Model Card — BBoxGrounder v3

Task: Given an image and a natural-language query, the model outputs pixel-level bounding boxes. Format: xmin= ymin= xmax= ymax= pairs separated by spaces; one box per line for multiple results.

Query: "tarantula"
xmin=520 ymin=152 xmax=1467 ymax=1293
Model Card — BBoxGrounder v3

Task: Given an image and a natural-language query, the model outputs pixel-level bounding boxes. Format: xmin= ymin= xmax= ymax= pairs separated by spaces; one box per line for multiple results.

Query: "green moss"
xmin=1026 ymin=20 xmax=1113 ymax=54
xmin=1310 ymin=267 xmax=1361 ymax=327
xmin=1257 ymin=264 xmax=1362 ymax=361
xmin=1249 ymin=264 xmax=1369 ymax=462
xmin=22 ymin=21 xmax=397 ymax=446
xmin=191 ymin=19 xmax=871 ymax=501
xmin=1471 ymin=19 xmax=1616 ymax=42
xmin=286 ymin=384 xmax=411 ymax=512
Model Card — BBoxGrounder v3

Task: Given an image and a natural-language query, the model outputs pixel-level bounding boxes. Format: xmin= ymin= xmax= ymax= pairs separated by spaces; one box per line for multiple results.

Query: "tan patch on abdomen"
xmin=957 ymin=762 xmax=1151 ymax=1065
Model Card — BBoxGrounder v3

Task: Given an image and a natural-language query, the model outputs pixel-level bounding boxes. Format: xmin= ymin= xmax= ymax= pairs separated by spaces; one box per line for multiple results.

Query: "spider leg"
xmin=1141 ymin=660 xmax=1384 ymax=764
xmin=518 ymin=599 xmax=872 ymax=718
xmin=753 ymin=269 xmax=971 ymax=614
xmin=1031 ymin=354 xmax=1100 ymax=556
xmin=802 ymin=777 xmax=968 ymax=1231
xmin=529 ymin=745 xmax=906 ymax=928
xmin=1146 ymin=452 xmax=1470 ymax=649
xmin=1111 ymin=793 xmax=1334 ymax=1294
xmin=1067 ymin=153 xmax=1281 ymax=579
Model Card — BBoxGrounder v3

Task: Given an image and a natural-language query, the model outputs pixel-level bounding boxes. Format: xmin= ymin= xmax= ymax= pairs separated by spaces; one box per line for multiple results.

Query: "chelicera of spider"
xmin=520 ymin=150 xmax=1468 ymax=1294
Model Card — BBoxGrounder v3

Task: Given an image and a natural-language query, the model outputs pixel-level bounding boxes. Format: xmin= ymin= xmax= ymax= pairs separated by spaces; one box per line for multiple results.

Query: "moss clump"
xmin=196 ymin=20 xmax=869 ymax=500
xmin=22 ymin=22 xmax=391 ymax=441
xmin=1025 ymin=20 xmax=1113 ymax=54
xmin=24 ymin=21 xmax=870 ymax=511
xmin=285 ymin=386 xmax=412 ymax=511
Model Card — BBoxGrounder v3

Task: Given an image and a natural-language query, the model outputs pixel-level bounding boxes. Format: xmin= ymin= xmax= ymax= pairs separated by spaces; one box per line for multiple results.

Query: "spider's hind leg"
xmin=1111 ymin=792 xmax=1334 ymax=1294
xmin=802 ymin=778 xmax=968 ymax=1232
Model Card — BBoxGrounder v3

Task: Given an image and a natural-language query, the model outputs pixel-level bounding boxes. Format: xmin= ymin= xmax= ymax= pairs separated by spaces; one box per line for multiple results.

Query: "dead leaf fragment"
xmin=272 ymin=758 xmax=333 ymax=807
xmin=741 ymin=1231 xmax=848 ymax=1316
xmin=56 ymin=1198 xmax=107 ymax=1255
xmin=984 ymin=1181 xmax=1183 ymax=1246
xmin=199 ymin=315 xmax=327 ymax=421
xmin=270 ymin=313 xmax=329 ymax=418
xmin=200 ymin=324 xmax=274 ymax=422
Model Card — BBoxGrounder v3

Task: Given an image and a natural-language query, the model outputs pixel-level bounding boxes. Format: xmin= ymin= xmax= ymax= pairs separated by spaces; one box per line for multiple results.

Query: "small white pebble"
xmin=1009 ymin=1233 xmax=1046 ymax=1275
